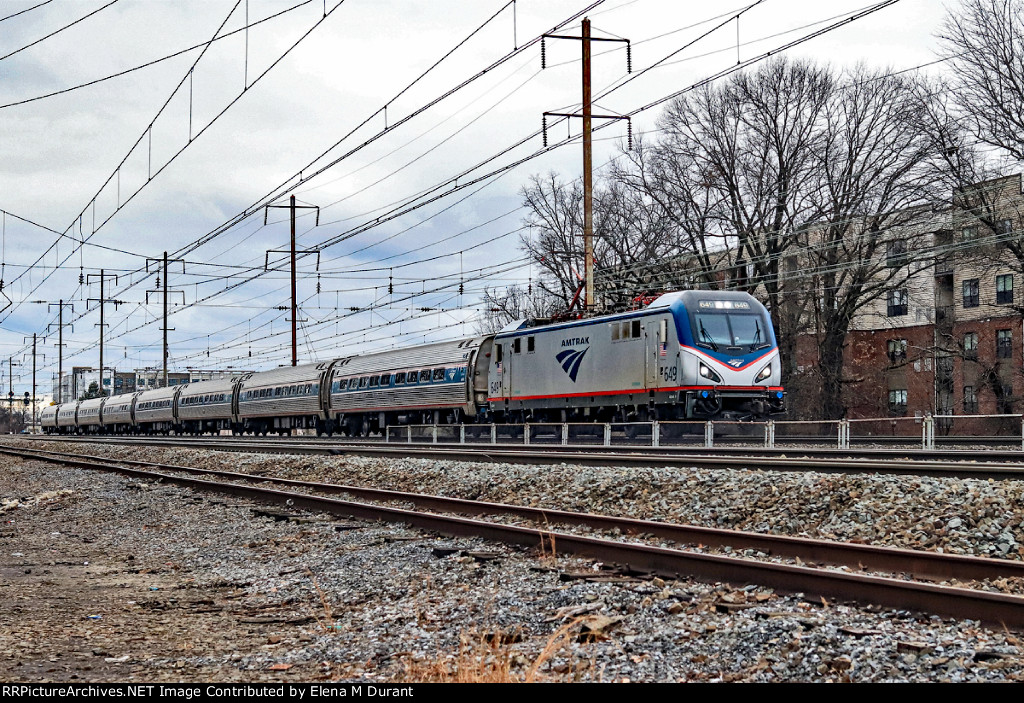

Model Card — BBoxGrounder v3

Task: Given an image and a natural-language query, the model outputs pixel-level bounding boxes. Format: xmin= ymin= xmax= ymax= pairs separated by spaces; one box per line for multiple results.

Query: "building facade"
xmin=794 ymin=174 xmax=1024 ymax=433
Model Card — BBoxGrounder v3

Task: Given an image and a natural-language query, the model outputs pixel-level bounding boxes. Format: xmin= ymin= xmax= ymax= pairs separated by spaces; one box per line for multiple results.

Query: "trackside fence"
xmin=383 ymin=414 xmax=1024 ymax=450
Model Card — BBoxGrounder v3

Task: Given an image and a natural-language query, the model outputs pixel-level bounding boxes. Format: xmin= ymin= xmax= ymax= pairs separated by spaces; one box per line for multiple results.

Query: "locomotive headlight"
xmin=755 ymin=363 xmax=773 ymax=383
xmin=699 ymin=363 xmax=722 ymax=383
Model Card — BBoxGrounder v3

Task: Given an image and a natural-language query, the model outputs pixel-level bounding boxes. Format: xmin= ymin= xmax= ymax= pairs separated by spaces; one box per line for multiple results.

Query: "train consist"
xmin=41 ymin=291 xmax=785 ymax=436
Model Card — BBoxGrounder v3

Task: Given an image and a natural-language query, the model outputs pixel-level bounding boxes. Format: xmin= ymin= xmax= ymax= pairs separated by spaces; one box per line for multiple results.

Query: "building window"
xmin=963 ymin=226 xmax=978 ymax=242
xmin=886 ymin=289 xmax=908 ymax=317
xmin=964 ymin=386 xmax=978 ymax=413
xmin=963 ymin=332 xmax=978 ymax=360
xmin=886 ymin=240 xmax=908 ymax=268
xmin=888 ymin=389 xmax=908 ymax=414
xmin=997 ymin=329 xmax=1013 ymax=358
xmin=962 ymin=278 xmax=980 ymax=308
xmin=997 ymin=219 xmax=1014 ymax=236
xmin=887 ymin=339 xmax=907 ymax=364
xmin=997 ymin=274 xmax=1014 ymax=304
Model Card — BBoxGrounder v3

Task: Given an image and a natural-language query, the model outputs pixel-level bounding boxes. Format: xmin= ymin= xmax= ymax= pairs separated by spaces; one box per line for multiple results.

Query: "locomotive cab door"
xmin=644 ymin=318 xmax=668 ymax=389
xmin=498 ymin=341 xmax=511 ymax=400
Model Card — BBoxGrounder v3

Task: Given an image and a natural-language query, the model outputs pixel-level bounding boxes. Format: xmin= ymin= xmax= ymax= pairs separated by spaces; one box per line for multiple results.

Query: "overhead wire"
xmin=4 ymin=0 xmax=929 ymax=378
xmin=0 ymin=0 xmax=119 ymax=62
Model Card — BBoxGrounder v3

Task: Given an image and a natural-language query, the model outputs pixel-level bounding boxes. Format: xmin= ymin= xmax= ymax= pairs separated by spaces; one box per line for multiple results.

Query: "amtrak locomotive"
xmin=41 ymin=291 xmax=784 ymax=436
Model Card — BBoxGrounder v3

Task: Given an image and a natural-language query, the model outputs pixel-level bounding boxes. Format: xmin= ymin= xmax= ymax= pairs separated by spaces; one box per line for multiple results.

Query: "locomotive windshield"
xmin=687 ymin=301 xmax=772 ymax=352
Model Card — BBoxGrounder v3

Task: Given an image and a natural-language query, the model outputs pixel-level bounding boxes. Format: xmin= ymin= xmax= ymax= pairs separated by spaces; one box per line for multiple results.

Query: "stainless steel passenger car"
xmin=327 ymin=337 xmax=492 ymax=435
xmin=177 ymin=377 xmax=237 ymax=435
xmin=133 ymin=386 xmax=180 ymax=434
xmin=40 ymin=404 xmax=58 ymax=433
xmin=236 ymin=364 xmax=330 ymax=435
xmin=56 ymin=402 xmax=79 ymax=433
xmin=101 ymin=393 xmax=137 ymax=434
xmin=77 ymin=397 xmax=105 ymax=433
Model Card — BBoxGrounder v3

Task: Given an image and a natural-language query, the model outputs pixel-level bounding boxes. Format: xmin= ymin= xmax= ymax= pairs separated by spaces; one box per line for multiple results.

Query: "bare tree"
xmin=622 ymin=57 xmax=834 ymax=382
xmin=519 ymin=172 xmax=588 ymax=311
xmin=939 ymin=0 xmax=1024 ymax=162
xmin=518 ymin=169 xmax=682 ymax=313
xmin=475 ymin=284 xmax=558 ymax=334
xmin=805 ymin=65 xmax=939 ymax=420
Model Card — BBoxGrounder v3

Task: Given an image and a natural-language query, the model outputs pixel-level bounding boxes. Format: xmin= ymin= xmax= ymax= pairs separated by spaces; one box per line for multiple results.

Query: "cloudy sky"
xmin=0 ymin=0 xmax=949 ymax=396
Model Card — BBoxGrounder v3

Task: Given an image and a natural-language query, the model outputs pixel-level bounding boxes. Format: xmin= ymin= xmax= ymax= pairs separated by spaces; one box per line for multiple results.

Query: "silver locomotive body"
xmin=487 ymin=291 xmax=784 ymax=422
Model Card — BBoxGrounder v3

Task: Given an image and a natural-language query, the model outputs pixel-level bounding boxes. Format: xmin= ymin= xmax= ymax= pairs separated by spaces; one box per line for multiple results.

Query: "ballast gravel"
xmin=2 ymin=438 xmax=1024 ymax=682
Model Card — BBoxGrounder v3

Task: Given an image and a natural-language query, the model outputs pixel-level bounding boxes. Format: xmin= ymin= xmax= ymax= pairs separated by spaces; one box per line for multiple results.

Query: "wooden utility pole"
xmin=87 ymin=269 xmax=119 ymax=396
xmin=146 ymin=253 xmax=184 ymax=388
xmin=542 ymin=18 xmax=630 ymax=314
xmin=47 ymin=300 xmax=73 ymax=403
xmin=582 ymin=18 xmax=594 ymax=312
xmin=264 ymin=196 xmax=319 ymax=366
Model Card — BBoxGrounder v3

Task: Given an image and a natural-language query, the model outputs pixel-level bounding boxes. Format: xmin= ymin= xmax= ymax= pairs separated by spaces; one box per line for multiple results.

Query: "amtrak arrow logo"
xmin=728 ymin=359 xmax=743 ymax=368
xmin=556 ymin=347 xmax=589 ymax=382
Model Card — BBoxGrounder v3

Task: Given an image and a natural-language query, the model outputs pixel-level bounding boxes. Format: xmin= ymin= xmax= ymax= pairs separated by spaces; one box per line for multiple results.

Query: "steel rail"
xmin=21 ymin=434 xmax=1024 ymax=480
xmin=8 ymin=445 xmax=1024 ymax=583
xmin=7 ymin=444 xmax=1024 ymax=629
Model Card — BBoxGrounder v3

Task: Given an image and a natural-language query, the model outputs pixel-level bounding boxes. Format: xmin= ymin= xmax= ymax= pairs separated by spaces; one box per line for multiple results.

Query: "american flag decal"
xmin=659 ymin=342 xmax=667 ymax=356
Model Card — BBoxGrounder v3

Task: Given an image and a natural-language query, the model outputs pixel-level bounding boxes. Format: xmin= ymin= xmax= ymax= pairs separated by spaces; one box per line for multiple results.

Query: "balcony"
xmin=935 ymin=305 xmax=954 ymax=329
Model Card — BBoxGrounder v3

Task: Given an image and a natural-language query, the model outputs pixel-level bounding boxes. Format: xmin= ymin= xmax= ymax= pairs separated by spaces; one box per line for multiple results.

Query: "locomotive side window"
xmin=527 ymin=336 xmax=535 ymax=353
xmin=611 ymin=323 xmax=620 ymax=341
xmin=513 ymin=338 xmax=521 ymax=354
xmin=660 ymin=319 xmax=667 ymax=343
xmin=496 ymin=344 xmax=503 ymax=363
xmin=632 ymin=320 xmax=641 ymax=338
xmin=432 ymin=368 xmax=445 ymax=381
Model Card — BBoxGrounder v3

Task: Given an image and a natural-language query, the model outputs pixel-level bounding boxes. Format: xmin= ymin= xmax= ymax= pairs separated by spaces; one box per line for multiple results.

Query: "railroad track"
xmin=21 ymin=434 xmax=1024 ymax=480
xmin=6 ymin=441 xmax=1024 ymax=629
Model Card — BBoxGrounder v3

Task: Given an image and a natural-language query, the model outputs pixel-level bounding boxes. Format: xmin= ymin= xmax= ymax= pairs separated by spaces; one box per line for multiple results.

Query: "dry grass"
xmin=399 ymin=618 xmax=596 ymax=683
xmin=306 ymin=568 xmax=336 ymax=632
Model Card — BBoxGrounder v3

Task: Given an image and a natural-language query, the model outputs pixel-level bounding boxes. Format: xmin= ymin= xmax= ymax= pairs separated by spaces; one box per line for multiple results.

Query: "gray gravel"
xmin=4 ymin=439 xmax=1024 ymax=682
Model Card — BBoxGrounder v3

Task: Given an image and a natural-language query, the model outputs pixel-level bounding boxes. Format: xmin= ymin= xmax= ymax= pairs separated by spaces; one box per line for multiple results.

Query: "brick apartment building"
xmin=794 ymin=174 xmax=1024 ymax=432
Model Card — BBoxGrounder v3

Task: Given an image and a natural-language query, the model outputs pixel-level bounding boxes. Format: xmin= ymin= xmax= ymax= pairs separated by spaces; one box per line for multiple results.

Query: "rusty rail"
xmin=6 ymin=443 xmax=1024 ymax=629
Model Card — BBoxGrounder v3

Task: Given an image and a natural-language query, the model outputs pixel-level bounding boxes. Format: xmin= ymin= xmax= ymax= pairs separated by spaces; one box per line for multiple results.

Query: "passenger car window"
xmin=432 ymin=368 xmax=445 ymax=381
xmin=419 ymin=369 xmax=431 ymax=382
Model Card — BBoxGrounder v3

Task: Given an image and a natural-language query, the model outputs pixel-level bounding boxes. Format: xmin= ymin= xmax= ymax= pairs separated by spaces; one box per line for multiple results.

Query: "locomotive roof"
xmin=496 ymin=290 xmax=764 ymax=338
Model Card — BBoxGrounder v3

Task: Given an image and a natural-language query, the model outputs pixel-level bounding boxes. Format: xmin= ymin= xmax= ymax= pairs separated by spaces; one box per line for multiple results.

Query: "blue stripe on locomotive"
xmin=667 ymin=296 xmax=778 ymax=368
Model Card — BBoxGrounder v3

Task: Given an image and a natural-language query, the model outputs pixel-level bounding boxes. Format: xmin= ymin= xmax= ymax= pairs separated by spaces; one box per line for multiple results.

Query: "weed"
xmin=306 ymin=568 xmax=335 ymax=632
xmin=398 ymin=618 xmax=594 ymax=683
